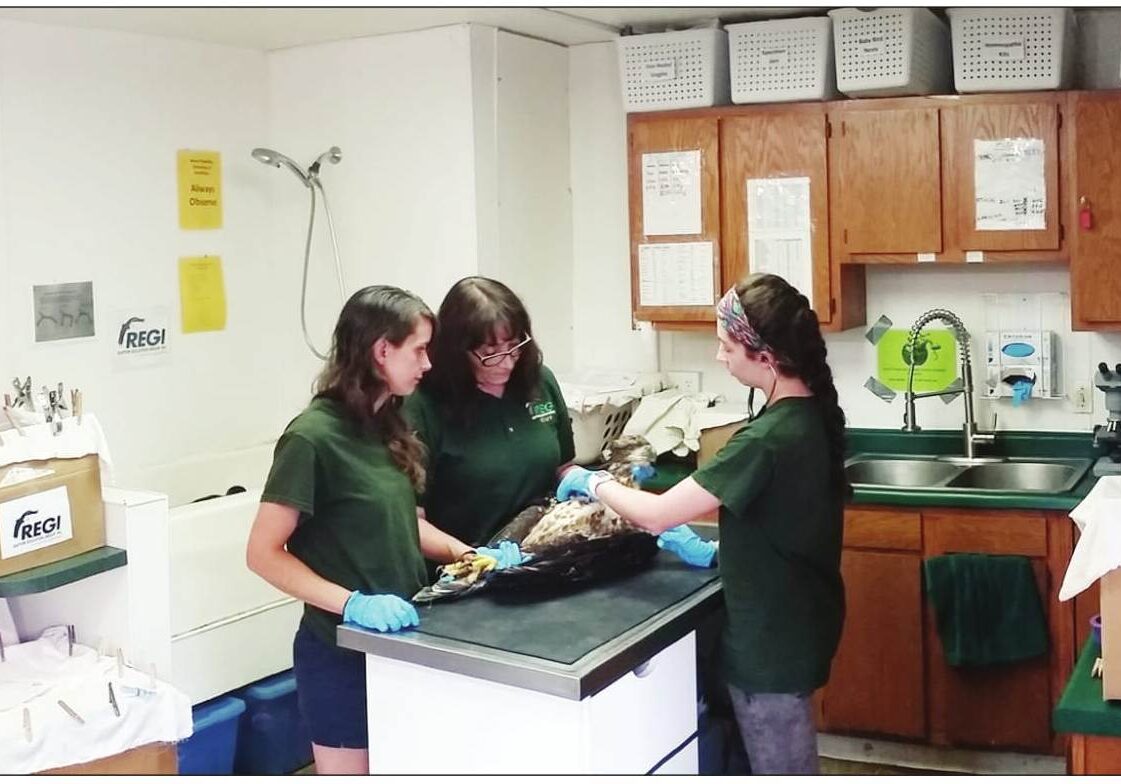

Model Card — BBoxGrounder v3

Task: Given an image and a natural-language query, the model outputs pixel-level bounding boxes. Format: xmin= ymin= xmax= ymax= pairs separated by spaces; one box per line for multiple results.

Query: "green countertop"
xmin=649 ymin=428 xmax=1101 ymax=512
xmin=1054 ymin=639 xmax=1121 ymax=737
xmin=0 ymin=546 xmax=127 ymax=597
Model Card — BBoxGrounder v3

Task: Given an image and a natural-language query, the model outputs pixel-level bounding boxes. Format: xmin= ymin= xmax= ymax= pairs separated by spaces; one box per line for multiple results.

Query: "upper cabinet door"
xmin=720 ymin=109 xmax=832 ymax=324
xmin=831 ymin=107 xmax=942 ymax=255
xmin=627 ymin=116 xmax=721 ymax=323
xmin=1071 ymin=94 xmax=1121 ymax=328
xmin=946 ymin=101 xmax=1061 ymax=252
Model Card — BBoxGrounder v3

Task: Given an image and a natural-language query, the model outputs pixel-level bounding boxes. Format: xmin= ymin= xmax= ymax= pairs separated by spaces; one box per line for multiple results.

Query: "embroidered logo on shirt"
xmin=526 ymin=401 xmax=557 ymax=424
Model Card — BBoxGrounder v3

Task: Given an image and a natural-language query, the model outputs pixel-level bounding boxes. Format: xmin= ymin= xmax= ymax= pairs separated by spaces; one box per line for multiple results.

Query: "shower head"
xmin=251 ymin=147 xmax=310 ymax=187
xmin=308 ymin=146 xmax=342 ymax=177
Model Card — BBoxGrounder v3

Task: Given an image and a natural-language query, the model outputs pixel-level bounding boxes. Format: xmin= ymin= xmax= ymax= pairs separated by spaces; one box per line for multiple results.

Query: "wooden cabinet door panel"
xmin=1071 ymin=95 xmax=1121 ymax=325
xmin=820 ymin=550 xmax=925 ymax=739
xmin=832 ymin=108 xmax=942 ymax=255
xmin=946 ymin=101 xmax=1061 ymax=252
xmin=627 ymin=116 xmax=721 ymax=323
xmin=843 ymin=507 xmax=922 ymax=551
xmin=721 ymin=110 xmax=831 ymax=324
xmin=923 ymin=510 xmax=1053 ymax=752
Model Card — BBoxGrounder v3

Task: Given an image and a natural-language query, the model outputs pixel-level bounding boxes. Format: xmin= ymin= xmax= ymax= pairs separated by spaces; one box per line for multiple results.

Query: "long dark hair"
xmin=734 ymin=274 xmax=851 ymax=500
xmin=314 ymin=285 xmax=434 ymax=491
xmin=421 ymin=277 xmax=542 ymax=423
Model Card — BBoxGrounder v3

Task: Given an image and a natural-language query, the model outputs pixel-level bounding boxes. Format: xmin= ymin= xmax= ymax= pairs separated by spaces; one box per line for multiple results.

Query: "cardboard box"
xmin=698 ymin=419 xmax=748 ymax=467
xmin=0 ymin=454 xmax=105 ymax=578
xmin=1102 ymin=568 xmax=1121 ymax=700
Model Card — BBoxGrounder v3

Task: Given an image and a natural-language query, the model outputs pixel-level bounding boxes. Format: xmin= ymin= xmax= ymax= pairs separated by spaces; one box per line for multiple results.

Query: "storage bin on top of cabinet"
xmin=828 ymin=7 xmax=952 ymax=98
xmin=948 ymin=7 xmax=1077 ymax=93
xmin=618 ymin=28 xmax=730 ymax=112
xmin=727 ymin=16 xmax=838 ymax=104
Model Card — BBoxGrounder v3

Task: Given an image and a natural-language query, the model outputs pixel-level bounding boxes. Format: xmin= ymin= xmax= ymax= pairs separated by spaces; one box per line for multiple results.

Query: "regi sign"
xmin=116 ymin=308 xmax=169 ymax=358
xmin=0 ymin=486 xmax=73 ymax=559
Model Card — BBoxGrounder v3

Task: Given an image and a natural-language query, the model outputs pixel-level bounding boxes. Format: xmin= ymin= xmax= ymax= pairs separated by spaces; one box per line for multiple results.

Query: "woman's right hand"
xmin=342 ymin=592 xmax=420 ymax=632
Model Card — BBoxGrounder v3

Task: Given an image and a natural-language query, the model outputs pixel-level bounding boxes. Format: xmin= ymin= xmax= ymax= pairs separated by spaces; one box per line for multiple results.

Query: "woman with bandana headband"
xmin=558 ymin=273 xmax=849 ymax=775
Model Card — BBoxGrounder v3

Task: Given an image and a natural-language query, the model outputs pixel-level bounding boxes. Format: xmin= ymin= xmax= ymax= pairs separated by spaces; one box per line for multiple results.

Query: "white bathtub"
xmin=124 ymin=443 xmax=302 ymax=704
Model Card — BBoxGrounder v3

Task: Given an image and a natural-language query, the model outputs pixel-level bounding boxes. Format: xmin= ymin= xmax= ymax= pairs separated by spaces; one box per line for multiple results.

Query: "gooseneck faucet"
xmin=903 ymin=308 xmax=996 ymax=460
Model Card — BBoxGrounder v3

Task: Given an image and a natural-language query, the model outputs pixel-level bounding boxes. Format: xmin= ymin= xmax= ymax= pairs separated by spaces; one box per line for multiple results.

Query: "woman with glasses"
xmin=403 ymin=277 xmax=576 ymax=559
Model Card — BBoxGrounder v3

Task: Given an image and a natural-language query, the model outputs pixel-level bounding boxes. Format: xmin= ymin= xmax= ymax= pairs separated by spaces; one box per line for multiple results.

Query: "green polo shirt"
xmin=261 ymin=397 xmax=426 ymax=647
xmin=404 ymin=365 xmax=576 ymax=546
xmin=692 ymin=397 xmax=845 ymax=694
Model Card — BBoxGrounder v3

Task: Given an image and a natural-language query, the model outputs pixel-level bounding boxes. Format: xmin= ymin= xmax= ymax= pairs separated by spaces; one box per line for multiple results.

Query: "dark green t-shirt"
xmin=692 ymin=396 xmax=845 ymax=694
xmin=261 ymin=397 xmax=427 ymax=647
xmin=403 ymin=365 xmax=576 ymax=546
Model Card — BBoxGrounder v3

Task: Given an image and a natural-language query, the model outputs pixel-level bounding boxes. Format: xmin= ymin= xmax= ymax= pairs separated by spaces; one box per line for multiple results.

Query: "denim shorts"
xmin=292 ymin=622 xmax=368 ymax=748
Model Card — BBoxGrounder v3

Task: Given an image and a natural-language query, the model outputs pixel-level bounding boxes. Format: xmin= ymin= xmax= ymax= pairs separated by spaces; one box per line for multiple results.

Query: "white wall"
xmin=477 ymin=29 xmax=575 ymax=374
xmin=0 ymin=20 xmax=278 ymax=489
xmin=568 ymin=40 xmax=1121 ymax=434
xmin=265 ymin=25 xmax=482 ymax=420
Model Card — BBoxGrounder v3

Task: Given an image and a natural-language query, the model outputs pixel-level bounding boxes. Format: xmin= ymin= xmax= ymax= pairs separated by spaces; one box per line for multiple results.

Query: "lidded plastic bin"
xmin=1076 ymin=8 xmax=1121 ymax=90
xmin=618 ymin=28 xmax=730 ymax=112
xmin=177 ymin=695 xmax=246 ymax=775
xmin=948 ymin=8 xmax=1077 ymax=93
xmin=233 ymin=670 xmax=313 ymax=775
xmin=828 ymin=7 xmax=952 ymax=98
xmin=727 ymin=17 xmax=839 ymax=104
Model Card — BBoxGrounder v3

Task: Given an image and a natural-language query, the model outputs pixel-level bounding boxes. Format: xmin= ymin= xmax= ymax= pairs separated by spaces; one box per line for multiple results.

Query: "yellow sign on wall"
xmin=179 ymin=256 xmax=227 ymax=333
xmin=177 ymin=150 xmax=222 ymax=230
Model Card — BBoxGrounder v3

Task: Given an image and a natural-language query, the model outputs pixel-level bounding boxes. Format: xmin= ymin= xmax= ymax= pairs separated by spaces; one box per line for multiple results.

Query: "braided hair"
xmin=733 ymin=274 xmax=851 ymax=500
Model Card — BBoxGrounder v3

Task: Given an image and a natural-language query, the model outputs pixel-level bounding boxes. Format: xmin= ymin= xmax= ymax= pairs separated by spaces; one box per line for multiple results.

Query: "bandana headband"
xmin=717 ymin=287 xmax=770 ymax=354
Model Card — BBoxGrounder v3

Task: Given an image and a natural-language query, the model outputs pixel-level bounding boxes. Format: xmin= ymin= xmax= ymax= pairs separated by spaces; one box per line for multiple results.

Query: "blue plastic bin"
xmin=178 ymin=695 xmax=246 ymax=775
xmin=234 ymin=670 xmax=313 ymax=774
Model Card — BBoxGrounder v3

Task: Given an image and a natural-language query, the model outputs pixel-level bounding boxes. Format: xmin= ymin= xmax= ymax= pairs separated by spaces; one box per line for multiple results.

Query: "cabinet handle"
xmin=1080 ymin=196 xmax=1093 ymax=231
xmin=633 ymin=659 xmax=657 ymax=678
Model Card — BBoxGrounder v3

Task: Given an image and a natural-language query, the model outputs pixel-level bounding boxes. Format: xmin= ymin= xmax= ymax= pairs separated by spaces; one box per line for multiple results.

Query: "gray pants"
xmin=728 ymin=686 xmax=819 ymax=775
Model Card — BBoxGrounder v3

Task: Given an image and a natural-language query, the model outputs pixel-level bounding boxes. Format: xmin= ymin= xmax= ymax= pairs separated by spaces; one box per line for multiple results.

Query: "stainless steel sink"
xmin=845 ymin=454 xmax=1092 ymax=495
xmin=844 ymin=458 xmax=962 ymax=488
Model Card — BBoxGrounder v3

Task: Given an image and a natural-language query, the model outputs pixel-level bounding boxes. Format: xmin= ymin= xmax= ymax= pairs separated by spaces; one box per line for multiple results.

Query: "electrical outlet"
xmin=1072 ymin=384 xmax=1093 ymax=414
xmin=667 ymin=371 xmax=701 ymax=395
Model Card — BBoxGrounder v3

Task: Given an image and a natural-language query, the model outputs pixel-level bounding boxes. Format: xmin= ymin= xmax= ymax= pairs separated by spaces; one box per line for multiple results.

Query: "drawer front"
xmin=844 ymin=508 xmax=921 ymax=551
xmin=584 ymin=632 xmax=698 ymax=773
xmin=923 ymin=511 xmax=1047 ymax=557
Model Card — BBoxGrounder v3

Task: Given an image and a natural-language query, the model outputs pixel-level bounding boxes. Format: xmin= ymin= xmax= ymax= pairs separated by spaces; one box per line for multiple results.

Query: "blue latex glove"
xmin=474 ymin=540 xmax=529 ymax=570
xmin=342 ymin=592 xmax=419 ymax=633
xmin=657 ymin=525 xmax=717 ymax=568
xmin=556 ymin=467 xmax=613 ymax=502
xmin=631 ymin=464 xmax=655 ymax=485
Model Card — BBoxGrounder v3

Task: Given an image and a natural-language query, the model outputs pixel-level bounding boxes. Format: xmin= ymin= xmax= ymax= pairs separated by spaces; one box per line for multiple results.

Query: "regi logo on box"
xmin=0 ymin=486 xmax=74 ymax=559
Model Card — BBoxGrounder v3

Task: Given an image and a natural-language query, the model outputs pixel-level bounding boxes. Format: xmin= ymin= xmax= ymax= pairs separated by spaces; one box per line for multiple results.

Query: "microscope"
xmin=1093 ymin=362 xmax=1121 ymax=476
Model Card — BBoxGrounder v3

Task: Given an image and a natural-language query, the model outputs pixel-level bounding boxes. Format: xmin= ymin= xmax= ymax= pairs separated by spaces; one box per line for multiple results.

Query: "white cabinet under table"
xmin=338 ymin=552 xmax=721 ymax=775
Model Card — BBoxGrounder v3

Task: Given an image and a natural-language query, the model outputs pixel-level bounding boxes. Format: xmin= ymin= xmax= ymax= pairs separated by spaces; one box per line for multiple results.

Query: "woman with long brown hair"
xmin=246 ymin=285 xmax=476 ymax=774
xmin=558 ymin=273 xmax=849 ymax=774
xmin=404 ymin=277 xmax=576 ymax=561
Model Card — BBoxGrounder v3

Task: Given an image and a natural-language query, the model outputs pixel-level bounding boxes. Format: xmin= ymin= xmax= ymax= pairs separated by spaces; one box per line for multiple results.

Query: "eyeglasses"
xmin=472 ymin=335 xmax=532 ymax=367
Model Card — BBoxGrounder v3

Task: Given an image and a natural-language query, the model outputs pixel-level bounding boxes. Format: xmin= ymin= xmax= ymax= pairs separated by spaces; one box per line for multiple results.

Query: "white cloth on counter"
xmin=1059 ymin=476 xmax=1121 ymax=601
xmin=0 ymin=626 xmax=192 ymax=773
xmin=622 ymin=389 xmax=748 ymax=457
xmin=0 ymin=413 xmax=113 ymax=485
xmin=557 ymin=370 xmax=667 ymax=414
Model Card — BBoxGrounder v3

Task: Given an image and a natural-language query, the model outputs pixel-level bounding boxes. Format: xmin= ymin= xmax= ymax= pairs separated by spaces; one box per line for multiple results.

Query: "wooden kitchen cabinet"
xmin=627 ymin=115 xmax=722 ymax=325
xmin=923 ymin=510 xmax=1054 ymax=752
xmin=831 ymin=94 xmax=1066 ymax=264
xmin=830 ymin=107 xmax=943 ymax=256
xmin=821 ymin=505 xmax=1077 ymax=756
xmin=720 ymin=106 xmax=863 ymax=331
xmin=820 ymin=509 xmax=926 ymax=739
xmin=1069 ymin=91 xmax=1121 ymax=330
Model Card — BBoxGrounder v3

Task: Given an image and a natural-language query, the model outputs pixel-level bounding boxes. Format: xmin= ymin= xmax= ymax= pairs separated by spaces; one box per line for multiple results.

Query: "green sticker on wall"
xmin=876 ymin=328 xmax=957 ymax=392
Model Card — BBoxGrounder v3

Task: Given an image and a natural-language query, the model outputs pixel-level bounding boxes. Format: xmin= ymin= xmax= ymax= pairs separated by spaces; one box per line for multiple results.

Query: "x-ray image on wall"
xmin=33 ymin=282 xmax=95 ymax=342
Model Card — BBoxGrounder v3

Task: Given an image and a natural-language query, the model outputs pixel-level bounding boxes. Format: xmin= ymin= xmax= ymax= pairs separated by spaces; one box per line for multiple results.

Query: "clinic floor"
xmin=292 ymin=758 xmax=946 ymax=775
